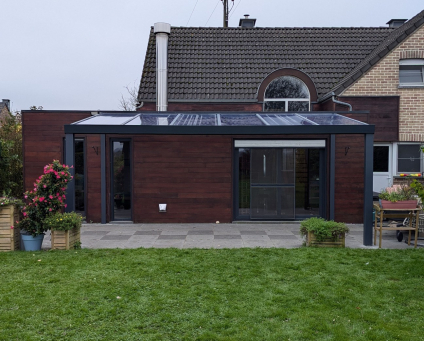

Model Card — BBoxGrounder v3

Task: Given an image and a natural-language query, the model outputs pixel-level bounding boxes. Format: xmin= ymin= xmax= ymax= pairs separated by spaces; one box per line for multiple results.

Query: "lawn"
xmin=1 ymin=248 xmax=423 ymax=340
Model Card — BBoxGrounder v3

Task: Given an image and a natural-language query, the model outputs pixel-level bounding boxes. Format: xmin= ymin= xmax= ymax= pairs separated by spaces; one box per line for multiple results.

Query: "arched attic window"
xmin=264 ymin=76 xmax=310 ymax=112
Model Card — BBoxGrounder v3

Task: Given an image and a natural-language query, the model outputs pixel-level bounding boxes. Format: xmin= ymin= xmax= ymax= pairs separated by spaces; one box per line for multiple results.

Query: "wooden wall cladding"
xmin=22 ymin=112 xmax=90 ymax=191
xmin=22 ymin=111 xmax=102 ymax=223
xmin=337 ymin=96 xmax=399 ymax=142
xmin=132 ymin=135 xmax=233 ymax=223
xmin=334 ymin=134 xmax=365 ymax=223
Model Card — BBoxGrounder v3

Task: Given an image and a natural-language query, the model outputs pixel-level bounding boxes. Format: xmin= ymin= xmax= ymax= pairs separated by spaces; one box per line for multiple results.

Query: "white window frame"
xmin=399 ymin=59 xmax=424 ymax=87
xmin=393 ymin=142 xmax=423 ymax=175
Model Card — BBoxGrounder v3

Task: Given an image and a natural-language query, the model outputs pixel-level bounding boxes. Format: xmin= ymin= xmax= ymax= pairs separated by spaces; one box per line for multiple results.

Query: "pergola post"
xmin=101 ymin=134 xmax=107 ymax=224
xmin=363 ymin=133 xmax=374 ymax=245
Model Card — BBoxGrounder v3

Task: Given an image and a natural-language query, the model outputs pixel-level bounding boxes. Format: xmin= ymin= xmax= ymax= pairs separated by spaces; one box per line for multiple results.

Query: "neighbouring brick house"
xmin=21 ymin=9 xmax=424 ymax=245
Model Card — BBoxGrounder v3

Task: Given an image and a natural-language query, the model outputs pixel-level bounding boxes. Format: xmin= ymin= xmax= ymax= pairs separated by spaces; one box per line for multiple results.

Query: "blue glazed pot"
xmin=21 ymin=234 xmax=45 ymax=251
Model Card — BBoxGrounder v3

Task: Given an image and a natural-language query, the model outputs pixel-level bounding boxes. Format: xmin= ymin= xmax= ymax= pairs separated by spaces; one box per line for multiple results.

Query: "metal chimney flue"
xmin=154 ymin=22 xmax=171 ymax=111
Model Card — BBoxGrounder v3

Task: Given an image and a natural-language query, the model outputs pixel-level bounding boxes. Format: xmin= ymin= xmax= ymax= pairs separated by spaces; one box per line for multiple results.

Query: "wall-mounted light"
xmin=159 ymin=204 xmax=167 ymax=212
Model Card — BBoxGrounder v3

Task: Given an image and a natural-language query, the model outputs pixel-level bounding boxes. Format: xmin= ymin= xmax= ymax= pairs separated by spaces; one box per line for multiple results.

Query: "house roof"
xmin=138 ymin=25 xmax=396 ymax=102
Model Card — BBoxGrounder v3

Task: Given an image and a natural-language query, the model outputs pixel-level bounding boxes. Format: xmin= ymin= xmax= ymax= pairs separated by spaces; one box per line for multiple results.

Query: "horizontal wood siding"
xmin=132 ymin=135 xmax=233 ymax=223
xmin=338 ymin=96 xmax=399 ymax=142
xmin=334 ymin=134 xmax=365 ymax=223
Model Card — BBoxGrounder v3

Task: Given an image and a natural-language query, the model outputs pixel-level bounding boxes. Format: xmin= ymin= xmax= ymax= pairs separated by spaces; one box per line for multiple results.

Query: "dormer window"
xmin=399 ymin=59 xmax=424 ymax=86
xmin=263 ymin=76 xmax=310 ymax=112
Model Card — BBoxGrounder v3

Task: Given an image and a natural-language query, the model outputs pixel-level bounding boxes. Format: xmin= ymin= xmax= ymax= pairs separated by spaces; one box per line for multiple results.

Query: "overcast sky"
xmin=1 ymin=1 xmax=423 ymax=112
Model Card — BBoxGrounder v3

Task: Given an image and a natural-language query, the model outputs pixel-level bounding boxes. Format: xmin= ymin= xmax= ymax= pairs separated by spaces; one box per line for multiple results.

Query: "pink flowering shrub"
xmin=16 ymin=160 xmax=73 ymax=236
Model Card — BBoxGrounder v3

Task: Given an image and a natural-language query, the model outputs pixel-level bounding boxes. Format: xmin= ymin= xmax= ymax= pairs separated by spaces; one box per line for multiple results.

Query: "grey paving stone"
xmin=157 ymin=235 xmax=187 ymax=240
xmin=100 ymin=235 xmax=131 ymax=241
xmin=134 ymin=231 xmax=161 ymax=235
xmin=268 ymin=235 xmax=298 ymax=240
xmin=187 ymin=230 xmax=214 ymax=235
xmin=82 ymin=231 xmax=110 ymax=235
xmin=214 ymin=235 xmax=242 ymax=239
xmin=240 ymin=230 xmax=267 ymax=235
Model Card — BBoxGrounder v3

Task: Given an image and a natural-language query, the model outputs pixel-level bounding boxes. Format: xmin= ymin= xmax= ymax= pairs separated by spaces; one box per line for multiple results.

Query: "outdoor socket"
xmin=159 ymin=204 xmax=167 ymax=212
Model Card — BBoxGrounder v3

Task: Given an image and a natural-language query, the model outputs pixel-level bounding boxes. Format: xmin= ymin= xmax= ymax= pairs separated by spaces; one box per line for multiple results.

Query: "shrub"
xmin=15 ymin=160 xmax=73 ymax=236
xmin=300 ymin=217 xmax=349 ymax=242
xmin=379 ymin=184 xmax=416 ymax=202
xmin=44 ymin=212 xmax=83 ymax=231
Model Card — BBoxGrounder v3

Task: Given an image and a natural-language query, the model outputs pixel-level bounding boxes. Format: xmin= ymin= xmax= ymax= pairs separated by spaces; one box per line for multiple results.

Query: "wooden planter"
xmin=51 ymin=228 xmax=81 ymax=250
xmin=0 ymin=205 xmax=20 ymax=251
xmin=380 ymin=200 xmax=418 ymax=210
xmin=306 ymin=231 xmax=345 ymax=248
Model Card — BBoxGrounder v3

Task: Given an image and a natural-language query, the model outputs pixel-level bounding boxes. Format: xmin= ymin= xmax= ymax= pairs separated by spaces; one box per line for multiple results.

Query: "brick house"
xmin=21 ymin=10 xmax=424 ymax=245
xmin=0 ymin=99 xmax=11 ymax=123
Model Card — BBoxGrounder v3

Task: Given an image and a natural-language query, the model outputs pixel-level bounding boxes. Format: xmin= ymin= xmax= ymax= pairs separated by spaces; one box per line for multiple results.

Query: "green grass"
xmin=1 ymin=248 xmax=423 ymax=340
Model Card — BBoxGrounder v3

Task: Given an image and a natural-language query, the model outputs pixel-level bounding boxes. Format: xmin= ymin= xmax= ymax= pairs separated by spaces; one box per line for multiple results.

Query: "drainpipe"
xmin=331 ymin=93 xmax=352 ymax=111
xmin=154 ymin=22 xmax=171 ymax=111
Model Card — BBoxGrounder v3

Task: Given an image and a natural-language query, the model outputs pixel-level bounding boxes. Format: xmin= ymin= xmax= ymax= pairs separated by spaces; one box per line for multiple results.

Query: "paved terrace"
xmin=42 ymin=222 xmax=421 ymax=249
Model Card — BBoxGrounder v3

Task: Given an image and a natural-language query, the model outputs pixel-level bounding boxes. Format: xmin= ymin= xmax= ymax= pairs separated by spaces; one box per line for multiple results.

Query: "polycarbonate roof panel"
xmin=139 ymin=114 xmax=177 ymax=125
xmin=75 ymin=114 xmax=137 ymax=125
xmin=220 ymin=114 xmax=264 ymax=126
xmin=172 ymin=114 xmax=218 ymax=126
xmin=301 ymin=113 xmax=366 ymax=125
xmin=261 ymin=114 xmax=316 ymax=126
xmin=72 ymin=112 xmax=367 ymax=126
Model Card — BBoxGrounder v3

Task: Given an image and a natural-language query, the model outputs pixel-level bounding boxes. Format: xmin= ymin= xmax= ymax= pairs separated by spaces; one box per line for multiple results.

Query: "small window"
xmin=399 ymin=59 xmax=424 ymax=86
xmin=397 ymin=144 xmax=422 ymax=174
xmin=264 ymin=76 xmax=310 ymax=112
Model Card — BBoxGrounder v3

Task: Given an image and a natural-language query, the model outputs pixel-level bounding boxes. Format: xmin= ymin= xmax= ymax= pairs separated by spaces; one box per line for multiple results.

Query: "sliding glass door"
xmin=236 ymin=146 xmax=323 ymax=220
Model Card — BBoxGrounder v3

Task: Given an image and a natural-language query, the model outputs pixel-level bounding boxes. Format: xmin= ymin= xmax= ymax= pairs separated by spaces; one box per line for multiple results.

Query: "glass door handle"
xmin=263 ymin=155 xmax=266 ymax=176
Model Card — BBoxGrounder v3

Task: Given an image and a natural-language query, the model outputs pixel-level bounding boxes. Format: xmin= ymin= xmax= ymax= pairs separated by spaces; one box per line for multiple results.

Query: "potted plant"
xmin=15 ymin=160 xmax=73 ymax=251
xmin=0 ymin=194 xmax=23 ymax=251
xmin=300 ymin=217 xmax=349 ymax=247
xmin=378 ymin=184 xmax=417 ymax=209
xmin=44 ymin=212 xmax=83 ymax=250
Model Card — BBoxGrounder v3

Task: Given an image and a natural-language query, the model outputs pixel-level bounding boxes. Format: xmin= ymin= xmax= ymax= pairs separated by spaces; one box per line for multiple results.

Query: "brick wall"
xmin=341 ymin=25 xmax=424 ymax=142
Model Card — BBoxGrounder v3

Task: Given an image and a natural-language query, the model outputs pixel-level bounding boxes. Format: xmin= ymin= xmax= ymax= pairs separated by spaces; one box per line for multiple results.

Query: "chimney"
xmin=154 ymin=22 xmax=171 ymax=111
xmin=2 ymin=99 xmax=10 ymax=111
xmin=386 ymin=19 xmax=407 ymax=28
xmin=239 ymin=14 xmax=256 ymax=28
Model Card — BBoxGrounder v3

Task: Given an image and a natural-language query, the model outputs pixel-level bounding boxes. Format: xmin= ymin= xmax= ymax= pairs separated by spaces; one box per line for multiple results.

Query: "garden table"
xmin=373 ymin=204 xmax=421 ymax=249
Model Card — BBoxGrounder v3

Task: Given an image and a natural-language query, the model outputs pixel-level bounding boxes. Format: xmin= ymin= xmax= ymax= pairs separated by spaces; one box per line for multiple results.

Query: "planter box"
xmin=380 ymin=200 xmax=418 ymax=210
xmin=51 ymin=228 xmax=81 ymax=250
xmin=306 ymin=231 xmax=345 ymax=247
xmin=0 ymin=205 xmax=20 ymax=251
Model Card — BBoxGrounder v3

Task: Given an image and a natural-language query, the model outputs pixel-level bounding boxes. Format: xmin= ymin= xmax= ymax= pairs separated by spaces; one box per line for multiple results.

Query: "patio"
xmin=41 ymin=222 xmax=418 ymax=249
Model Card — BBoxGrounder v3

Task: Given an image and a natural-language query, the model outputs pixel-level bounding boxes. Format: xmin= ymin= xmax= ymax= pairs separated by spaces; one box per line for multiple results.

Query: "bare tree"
xmin=119 ymin=83 xmax=140 ymax=111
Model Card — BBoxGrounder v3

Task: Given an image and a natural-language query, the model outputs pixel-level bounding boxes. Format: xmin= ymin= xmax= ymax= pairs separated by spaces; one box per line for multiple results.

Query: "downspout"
xmin=154 ymin=22 xmax=171 ymax=111
xmin=331 ymin=92 xmax=352 ymax=111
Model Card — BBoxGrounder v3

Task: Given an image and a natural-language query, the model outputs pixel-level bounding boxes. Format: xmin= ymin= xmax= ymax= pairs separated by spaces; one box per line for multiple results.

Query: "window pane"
xmin=251 ymin=187 xmax=278 ymax=218
xmin=398 ymin=144 xmax=421 ymax=158
xmin=238 ymin=149 xmax=250 ymax=217
xmin=399 ymin=65 xmax=423 ymax=84
xmin=398 ymin=158 xmax=421 ymax=172
xmin=113 ymin=141 xmax=131 ymax=220
xmin=373 ymin=146 xmax=389 ymax=172
xmin=288 ymin=101 xmax=309 ymax=112
xmin=251 ymin=149 xmax=277 ymax=184
xmin=264 ymin=101 xmax=286 ymax=112
xmin=265 ymin=76 xmax=309 ymax=98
